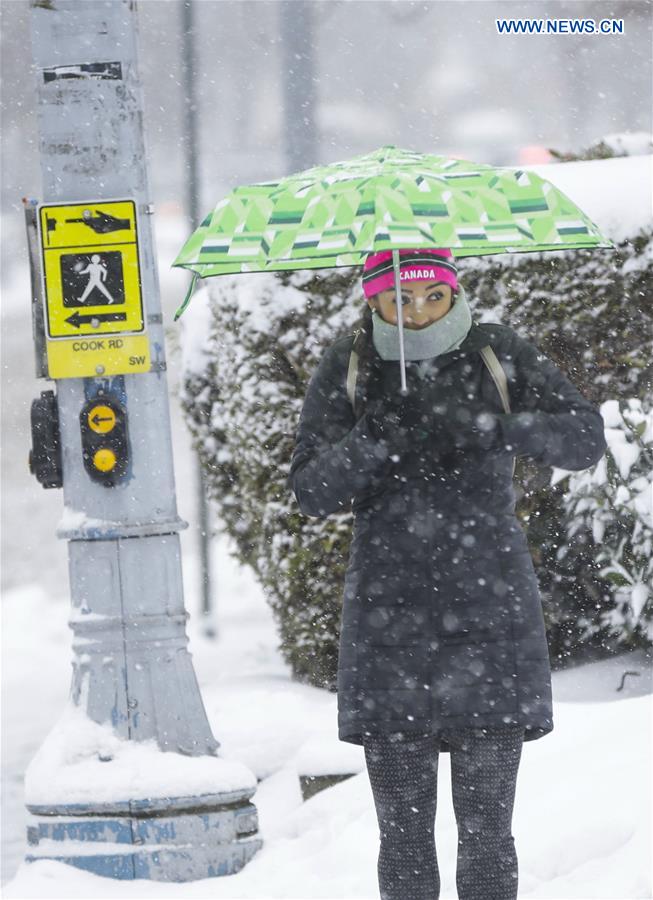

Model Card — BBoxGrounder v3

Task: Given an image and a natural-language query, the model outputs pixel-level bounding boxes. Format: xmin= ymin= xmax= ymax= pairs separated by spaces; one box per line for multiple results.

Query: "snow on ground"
xmin=1 ymin=537 xmax=651 ymax=899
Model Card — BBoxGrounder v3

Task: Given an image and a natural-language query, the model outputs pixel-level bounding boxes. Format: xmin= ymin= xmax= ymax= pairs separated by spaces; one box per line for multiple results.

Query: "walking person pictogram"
xmin=76 ymin=254 xmax=116 ymax=304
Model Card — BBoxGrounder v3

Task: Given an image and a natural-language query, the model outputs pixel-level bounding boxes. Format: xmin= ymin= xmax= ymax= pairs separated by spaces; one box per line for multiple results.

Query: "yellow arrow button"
xmin=88 ymin=404 xmax=116 ymax=434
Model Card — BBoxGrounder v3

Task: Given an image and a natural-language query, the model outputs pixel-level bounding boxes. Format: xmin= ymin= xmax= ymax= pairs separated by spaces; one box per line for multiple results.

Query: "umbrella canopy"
xmin=172 ymin=145 xmax=614 ymax=387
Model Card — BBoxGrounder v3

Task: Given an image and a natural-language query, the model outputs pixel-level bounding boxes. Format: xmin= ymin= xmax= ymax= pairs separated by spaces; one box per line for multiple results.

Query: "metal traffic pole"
xmin=180 ymin=0 xmax=216 ymax=639
xmin=280 ymin=0 xmax=317 ymax=173
xmin=24 ymin=0 xmax=261 ymax=880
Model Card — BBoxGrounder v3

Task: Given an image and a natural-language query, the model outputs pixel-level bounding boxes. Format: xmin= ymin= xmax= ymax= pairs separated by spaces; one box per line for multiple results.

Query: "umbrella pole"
xmin=391 ymin=249 xmax=408 ymax=393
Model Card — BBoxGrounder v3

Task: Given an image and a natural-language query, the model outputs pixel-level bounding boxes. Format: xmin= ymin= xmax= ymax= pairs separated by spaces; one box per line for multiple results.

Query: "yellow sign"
xmin=87 ymin=404 xmax=117 ymax=434
xmin=45 ymin=334 xmax=151 ymax=379
xmin=37 ymin=199 xmax=150 ymax=379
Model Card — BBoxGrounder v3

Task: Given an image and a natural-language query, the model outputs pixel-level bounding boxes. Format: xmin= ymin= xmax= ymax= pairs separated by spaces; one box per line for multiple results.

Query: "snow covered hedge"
xmin=555 ymin=399 xmax=652 ymax=643
xmin=459 ymin=229 xmax=652 ymax=663
xmin=178 ymin=225 xmax=652 ymax=687
xmin=178 ymin=269 xmax=364 ymax=688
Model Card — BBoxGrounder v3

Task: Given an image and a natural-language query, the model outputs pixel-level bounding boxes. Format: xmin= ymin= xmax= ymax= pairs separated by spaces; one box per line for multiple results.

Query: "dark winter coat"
xmin=287 ymin=318 xmax=607 ymax=752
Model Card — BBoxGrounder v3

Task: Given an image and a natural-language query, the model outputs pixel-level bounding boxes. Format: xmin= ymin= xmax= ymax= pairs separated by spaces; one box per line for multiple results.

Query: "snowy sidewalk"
xmin=2 ymin=530 xmax=651 ymax=899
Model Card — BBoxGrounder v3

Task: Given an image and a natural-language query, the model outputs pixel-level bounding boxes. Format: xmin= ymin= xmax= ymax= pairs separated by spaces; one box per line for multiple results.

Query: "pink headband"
xmin=362 ymin=248 xmax=458 ymax=298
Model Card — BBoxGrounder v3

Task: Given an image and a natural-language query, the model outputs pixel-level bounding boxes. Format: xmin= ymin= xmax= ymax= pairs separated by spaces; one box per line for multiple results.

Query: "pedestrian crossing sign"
xmin=37 ymin=199 xmax=150 ymax=378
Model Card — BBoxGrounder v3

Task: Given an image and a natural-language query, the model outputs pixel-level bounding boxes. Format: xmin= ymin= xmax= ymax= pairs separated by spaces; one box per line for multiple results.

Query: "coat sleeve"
xmin=286 ymin=341 xmax=395 ymax=518
xmin=499 ymin=332 xmax=607 ymax=471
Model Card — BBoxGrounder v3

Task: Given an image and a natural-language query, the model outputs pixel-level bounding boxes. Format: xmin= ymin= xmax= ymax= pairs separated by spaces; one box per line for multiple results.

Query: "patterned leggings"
xmin=362 ymin=725 xmax=524 ymax=900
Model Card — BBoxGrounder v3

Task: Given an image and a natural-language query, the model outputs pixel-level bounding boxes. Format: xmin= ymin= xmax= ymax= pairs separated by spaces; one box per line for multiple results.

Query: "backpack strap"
xmin=346 ymin=347 xmax=360 ymax=416
xmin=479 ymin=344 xmax=517 ymax=475
xmin=346 ymin=331 xmax=363 ymax=417
xmin=478 ymin=345 xmax=510 ymax=414
xmin=479 ymin=344 xmax=516 ymax=478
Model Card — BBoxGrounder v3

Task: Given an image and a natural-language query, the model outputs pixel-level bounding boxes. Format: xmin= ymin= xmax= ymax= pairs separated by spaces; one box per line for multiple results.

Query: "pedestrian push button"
xmin=92 ymin=448 xmax=118 ymax=472
xmin=29 ymin=390 xmax=63 ymax=489
xmin=87 ymin=404 xmax=117 ymax=434
xmin=79 ymin=395 xmax=129 ymax=487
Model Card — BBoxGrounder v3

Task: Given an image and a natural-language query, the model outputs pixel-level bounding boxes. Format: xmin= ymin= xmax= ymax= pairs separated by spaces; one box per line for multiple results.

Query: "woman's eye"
xmin=392 ymin=293 xmax=444 ymax=305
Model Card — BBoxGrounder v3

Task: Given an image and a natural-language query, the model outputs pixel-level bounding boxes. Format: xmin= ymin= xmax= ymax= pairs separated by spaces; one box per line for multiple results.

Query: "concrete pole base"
xmin=25 ymin=791 xmax=263 ymax=881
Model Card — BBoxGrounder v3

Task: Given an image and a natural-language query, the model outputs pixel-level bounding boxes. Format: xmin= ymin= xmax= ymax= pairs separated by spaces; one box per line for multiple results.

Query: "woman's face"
xmin=366 ymin=279 xmax=454 ymax=329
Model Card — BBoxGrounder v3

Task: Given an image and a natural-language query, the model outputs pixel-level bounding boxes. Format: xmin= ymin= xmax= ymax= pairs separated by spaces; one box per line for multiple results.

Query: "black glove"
xmin=365 ymin=390 xmax=434 ymax=453
xmin=439 ymin=402 xmax=505 ymax=452
xmin=366 ymin=392 xmax=508 ymax=458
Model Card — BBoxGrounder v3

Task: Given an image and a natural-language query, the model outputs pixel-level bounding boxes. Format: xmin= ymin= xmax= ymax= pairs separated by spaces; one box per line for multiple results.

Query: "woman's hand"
xmin=366 ymin=392 xmax=509 ymax=458
xmin=438 ymin=402 xmax=505 ymax=452
xmin=365 ymin=391 xmax=434 ymax=451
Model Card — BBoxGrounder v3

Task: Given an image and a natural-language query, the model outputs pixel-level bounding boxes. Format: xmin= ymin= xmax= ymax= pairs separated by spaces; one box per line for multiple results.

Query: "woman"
xmin=287 ymin=248 xmax=607 ymax=900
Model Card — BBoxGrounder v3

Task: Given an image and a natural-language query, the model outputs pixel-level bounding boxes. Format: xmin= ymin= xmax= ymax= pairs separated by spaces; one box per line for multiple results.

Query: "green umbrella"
xmin=172 ymin=144 xmax=614 ymax=389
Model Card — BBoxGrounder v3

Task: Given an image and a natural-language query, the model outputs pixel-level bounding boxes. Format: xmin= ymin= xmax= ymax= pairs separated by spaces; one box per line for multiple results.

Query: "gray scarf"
xmin=371 ymin=283 xmax=473 ymax=361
